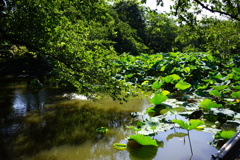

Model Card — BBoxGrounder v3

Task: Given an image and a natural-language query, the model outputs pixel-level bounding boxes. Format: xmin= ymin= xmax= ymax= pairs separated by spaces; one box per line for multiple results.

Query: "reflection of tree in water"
xmin=0 ymin=79 xmax=55 ymax=160
xmin=14 ymin=102 xmax=133 ymax=157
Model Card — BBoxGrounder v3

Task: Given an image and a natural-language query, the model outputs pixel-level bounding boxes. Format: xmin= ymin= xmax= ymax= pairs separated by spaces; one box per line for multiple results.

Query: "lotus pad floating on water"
xmin=113 ymin=143 xmax=127 ymax=151
xmin=96 ymin=127 xmax=109 ymax=133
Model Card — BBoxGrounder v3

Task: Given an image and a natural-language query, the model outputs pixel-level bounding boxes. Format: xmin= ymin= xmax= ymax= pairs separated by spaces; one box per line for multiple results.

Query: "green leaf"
xmin=170 ymin=74 xmax=181 ymax=81
xmin=197 ymin=83 xmax=209 ymax=89
xmin=220 ymin=130 xmax=236 ymax=139
xmin=183 ymin=67 xmax=191 ymax=73
xmin=163 ymin=75 xmax=174 ymax=83
xmin=150 ymin=93 xmax=168 ymax=105
xmin=215 ymin=130 xmax=236 ymax=139
xmin=212 ymin=85 xmax=228 ymax=91
xmin=162 ymin=90 xmax=170 ymax=96
xmin=209 ymin=90 xmax=221 ymax=97
xmin=128 ymin=134 xmax=158 ymax=147
xmin=231 ymin=91 xmax=240 ymax=99
xmin=233 ymin=68 xmax=240 ymax=75
xmin=199 ymin=99 xmax=222 ymax=110
xmin=96 ymin=127 xmax=109 ymax=133
xmin=152 ymin=81 xmax=163 ymax=89
xmin=175 ymin=80 xmax=191 ymax=90
xmin=172 ymin=119 xmax=205 ymax=131
xmin=113 ymin=143 xmax=127 ymax=151
xmin=213 ymin=73 xmax=222 ymax=79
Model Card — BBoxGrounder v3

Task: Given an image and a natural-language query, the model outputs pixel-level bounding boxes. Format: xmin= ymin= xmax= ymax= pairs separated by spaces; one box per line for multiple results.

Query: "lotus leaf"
xmin=163 ymin=75 xmax=174 ymax=83
xmin=231 ymin=91 xmax=240 ymax=99
xmin=96 ymin=127 xmax=109 ymax=133
xmin=212 ymin=85 xmax=228 ymax=91
xmin=233 ymin=68 xmax=240 ymax=75
xmin=150 ymin=93 xmax=168 ymax=105
xmin=175 ymin=80 xmax=191 ymax=90
xmin=113 ymin=143 xmax=127 ymax=151
xmin=209 ymin=90 xmax=221 ymax=97
xmin=152 ymin=81 xmax=163 ymax=89
xmin=170 ymin=74 xmax=181 ymax=81
xmin=215 ymin=130 xmax=236 ymax=139
xmin=172 ymin=119 xmax=205 ymax=131
xmin=199 ymin=99 xmax=222 ymax=110
xmin=128 ymin=134 xmax=158 ymax=147
xmin=184 ymin=67 xmax=191 ymax=73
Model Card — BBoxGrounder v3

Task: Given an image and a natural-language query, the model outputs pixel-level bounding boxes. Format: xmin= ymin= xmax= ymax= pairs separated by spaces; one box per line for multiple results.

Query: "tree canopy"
xmin=0 ymin=0 xmax=239 ymax=99
xmin=142 ymin=0 xmax=240 ymax=22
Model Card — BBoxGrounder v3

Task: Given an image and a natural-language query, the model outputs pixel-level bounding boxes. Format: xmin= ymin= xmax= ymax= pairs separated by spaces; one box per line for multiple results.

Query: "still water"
xmin=0 ymin=78 xmax=217 ymax=160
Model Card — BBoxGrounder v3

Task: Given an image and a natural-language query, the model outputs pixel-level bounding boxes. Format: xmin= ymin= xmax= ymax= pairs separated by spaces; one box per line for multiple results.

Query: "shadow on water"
xmin=15 ymin=102 xmax=135 ymax=157
xmin=0 ymin=77 xmax=147 ymax=160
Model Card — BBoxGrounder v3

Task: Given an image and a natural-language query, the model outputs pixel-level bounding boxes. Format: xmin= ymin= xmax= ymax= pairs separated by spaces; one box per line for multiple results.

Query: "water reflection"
xmin=0 ymin=78 xmax=219 ymax=160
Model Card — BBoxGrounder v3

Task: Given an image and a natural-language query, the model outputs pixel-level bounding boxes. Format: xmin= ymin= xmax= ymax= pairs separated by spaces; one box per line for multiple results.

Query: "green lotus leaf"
xmin=162 ymin=90 xmax=170 ymax=96
xmin=197 ymin=83 xmax=209 ymax=89
xmin=199 ymin=99 xmax=222 ymax=110
xmin=209 ymin=90 xmax=221 ymax=97
xmin=220 ymin=130 xmax=236 ymax=139
xmin=233 ymin=67 xmax=240 ymax=75
xmin=207 ymin=55 xmax=214 ymax=61
xmin=96 ymin=127 xmax=109 ymax=133
xmin=170 ymin=74 xmax=181 ymax=81
xmin=172 ymin=119 xmax=205 ymax=131
xmin=175 ymin=80 xmax=191 ymax=90
xmin=184 ymin=67 xmax=191 ymax=73
xmin=212 ymin=85 xmax=228 ymax=91
xmin=113 ymin=143 xmax=127 ymax=151
xmin=215 ymin=130 xmax=236 ymax=140
xmin=128 ymin=134 xmax=158 ymax=147
xmin=231 ymin=91 xmax=240 ymax=99
xmin=163 ymin=75 xmax=174 ymax=83
xmin=150 ymin=93 xmax=168 ymax=105
xmin=152 ymin=81 xmax=163 ymax=89
xmin=212 ymin=73 xmax=222 ymax=79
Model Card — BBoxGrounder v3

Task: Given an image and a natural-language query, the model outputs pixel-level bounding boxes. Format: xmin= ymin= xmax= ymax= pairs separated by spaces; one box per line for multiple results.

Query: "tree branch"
xmin=194 ymin=0 xmax=240 ymax=21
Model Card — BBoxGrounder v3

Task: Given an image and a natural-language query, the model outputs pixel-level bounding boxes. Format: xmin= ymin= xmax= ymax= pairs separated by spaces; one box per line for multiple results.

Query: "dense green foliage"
xmin=0 ymin=0 xmax=239 ymax=98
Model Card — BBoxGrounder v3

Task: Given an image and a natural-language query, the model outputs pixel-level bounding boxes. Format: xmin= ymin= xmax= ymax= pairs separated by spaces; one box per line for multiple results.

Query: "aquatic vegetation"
xmin=175 ymin=80 xmax=191 ymax=90
xmin=96 ymin=127 xmax=109 ymax=134
xmin=214 ymin=130 xmax=236 ymax=140
xmin=172 ymin=119 xmax=205 ymax=131
xmin=128 ymin=134 xmax=158 ymax=147
xmin=199 ymin=99 xmax=222 ymax=110
xmin=113 ymin=143 xmax=127 ymax=151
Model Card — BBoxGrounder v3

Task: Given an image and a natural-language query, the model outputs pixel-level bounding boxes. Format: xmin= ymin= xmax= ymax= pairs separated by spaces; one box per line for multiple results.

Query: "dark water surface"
xmin=0 ymin=78 xmax=218 ymax=160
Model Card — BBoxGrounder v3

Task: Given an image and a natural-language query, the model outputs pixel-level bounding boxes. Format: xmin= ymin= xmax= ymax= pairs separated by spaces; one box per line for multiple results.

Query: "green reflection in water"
xmin=14 ymin=100 xmax=137 ymax=158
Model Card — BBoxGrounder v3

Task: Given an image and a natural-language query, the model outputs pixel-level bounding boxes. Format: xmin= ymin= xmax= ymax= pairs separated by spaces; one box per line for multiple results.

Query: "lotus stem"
xmin=188 ymin=130 xmax=193 ymax=155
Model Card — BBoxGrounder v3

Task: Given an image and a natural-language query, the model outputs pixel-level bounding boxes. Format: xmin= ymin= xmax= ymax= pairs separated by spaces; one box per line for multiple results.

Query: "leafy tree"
xmin=142 ymin=0 xmax=240 ymax=22
xmin=145 ymin=9 xmax=178 ymax=53
xmin=142 ymin=0 xmax=240 ymax=59
xmin=113 ymin=0 xmax=147 ymax=43
xmin=175 ymin=18 xmax=240 ymax=59
xmin=112 ymin=0 xmax=150 ymax=55
xmin=0 ymin=0 xmax=131 ymax=99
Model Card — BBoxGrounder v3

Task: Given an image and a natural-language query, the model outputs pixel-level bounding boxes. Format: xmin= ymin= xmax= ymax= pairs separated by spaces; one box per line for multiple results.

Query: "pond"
xmin=0 ymin=77 xmax=220 ymax=160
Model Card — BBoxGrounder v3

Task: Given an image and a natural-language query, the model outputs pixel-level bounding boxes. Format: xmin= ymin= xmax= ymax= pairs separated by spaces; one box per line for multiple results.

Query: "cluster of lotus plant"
xmin=111 ymin=69 xmax=239 ymax=159
xmin=95 ymin=52 xmax=240 ymax=159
